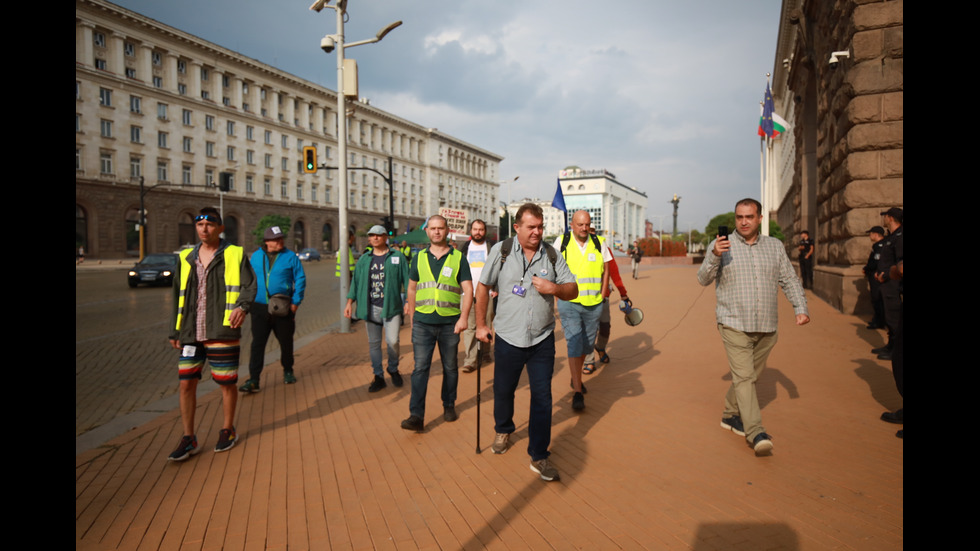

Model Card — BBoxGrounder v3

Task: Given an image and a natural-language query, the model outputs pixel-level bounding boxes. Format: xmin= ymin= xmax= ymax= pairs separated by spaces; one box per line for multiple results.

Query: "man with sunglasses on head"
xmin=167 ymin=207 xmax=256 ymax=461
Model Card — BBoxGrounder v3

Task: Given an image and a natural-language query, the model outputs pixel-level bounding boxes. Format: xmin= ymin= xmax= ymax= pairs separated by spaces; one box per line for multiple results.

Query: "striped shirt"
xmin=697 ymin=232 xmax=808 ymax=333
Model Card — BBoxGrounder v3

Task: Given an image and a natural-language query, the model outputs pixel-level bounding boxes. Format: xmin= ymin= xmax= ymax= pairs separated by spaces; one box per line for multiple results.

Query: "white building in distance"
xmin=558 ymin=167 xmax=647 ymax=250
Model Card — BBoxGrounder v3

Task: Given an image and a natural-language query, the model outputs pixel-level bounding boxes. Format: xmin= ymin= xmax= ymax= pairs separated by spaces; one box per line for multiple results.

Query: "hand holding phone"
xmin=713 ymin=225 xmax=731 ymax=256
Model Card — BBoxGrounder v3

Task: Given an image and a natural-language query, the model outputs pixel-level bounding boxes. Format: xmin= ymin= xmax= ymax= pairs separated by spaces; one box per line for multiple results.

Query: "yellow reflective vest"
xmin=415 ymin=249 xmax=463 ymax=316
xmin=562 ymin=234 xmax=605 ymax=306
xmin=176 ymin=245 xmax=244 ymax=330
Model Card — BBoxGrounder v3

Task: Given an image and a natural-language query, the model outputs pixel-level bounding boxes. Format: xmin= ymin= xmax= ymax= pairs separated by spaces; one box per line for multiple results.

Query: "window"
xmin=297 ymin=139 xmax=304 ymax=151
xmin=177 ymin=60 xmax=186 ymax=74
xmin=177 ymin=83 xmax=186 ymax=95
xmin=76 ymin=148 xmax=82 ymax=171
xmin=206 ymin=142 xmax=215 ymax=157
xmin=76 ymin=81 xmax=81 ymax=100
xmin=264 ymin=178 xmax=271 ymax=196
xmin=264 ymin=130 xmax=272 ymax=145
xmin=157 ymin=161 xmax=168 ymax=182
xmin=99 ymin=88 xmax=112 ymax=107
xmin=227 ymin=146 xmax=235 ymax=161
xmin=264 ymin=154 xmax=272 ymax=168
xmin=325 ymin=187 xmax=331 ymax=203
xmin=246 ymin=175 xmax=254 ymax=193
xmin=183 ymin=137 xmax=192 ymax=153
xmin=94 ymin=32 xmax=105 ymax=47
xmin=311 ymin=186 xmax=317 ymax=202
xmin=226 ymin=121 xmax=235 ymax=136
xmin=246 ymin=126 xmax=254 ymax=141
xmin=205 ymin=115 xmax=215 ymax=131
xmin=100 ymin=152 xmax=113 ymax=174
xmin=95 ymin=59 xmax=107 ymax=71
xmin=182 ymin=165 xmax=192 ymax=184
xmin=100 ymin=119 xmax=112 ymax=138
xmin=281 ymin=157 xmax=288 ymax=171
xmin=201 ymin=67 xmax=209 ymax=81
xmin=130 ymin=95 xmax=141 ymax=114
xmin=281 ymin=134 xmax=288 ymax=148
xmin=123 ymin=42 xmax=135 ymax=57
xmin=261 ymin=88 xmax=267 ymax=100
xmin=182 ymin=109 xmax=192 ymax=126
xmin=130 ymin=156 xmax=141 ymax=178
xmin=76 ymin=114 xmax=81 ymax=133
xmin=223 ymin=97 xmax=230 ymax=107
xmin=325 ymin=146 xmax=331 ymax=159
xmin=297 ymin=183 xmax=303 ymax=200
xmin=125 ymin=68 xmax=136 ymax=79
xmin=158 ymin=132 xmax=168 ymax=148
xmin=201 ymin=90 xmax=210 ymax=100
xmin=222 ymin=75 xmax=229 ymax=88
xmin=130 ymin=126 xmax=141 ymax=143
xmin=152 ymin=52 xmax=162 ymax=66
xmin=153 ymin=76 xmax=163 ymax=89
xmin=281 ymin=180 xmax=288 ymax=198
xmin=205 ymin=169 xmax=214 ymax=188
xmin=157 ymin=103 xmax=168 ymax=120
xmin=246 ymin=150 xmax=254 ymax=165
xmin=243 ymin=102 xmax=250 ymax=112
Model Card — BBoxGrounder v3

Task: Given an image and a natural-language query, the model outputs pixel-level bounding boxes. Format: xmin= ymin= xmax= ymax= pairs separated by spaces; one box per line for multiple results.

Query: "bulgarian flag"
xmin=757 ymin=111 xmax=789 ymax=137
xmin=757 ymin=83 xmax=789 ymax=137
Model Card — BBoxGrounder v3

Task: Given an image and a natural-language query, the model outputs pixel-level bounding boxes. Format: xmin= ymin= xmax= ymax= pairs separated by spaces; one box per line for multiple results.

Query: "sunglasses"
xmin=195 ymin=214 xmax=221 ymax=224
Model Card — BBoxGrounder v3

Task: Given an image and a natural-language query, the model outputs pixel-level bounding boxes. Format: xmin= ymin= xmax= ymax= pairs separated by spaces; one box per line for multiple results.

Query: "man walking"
xmin=401 ymin=215 xmax=472 ymax=431
xmin=697 ymin=198 xmax=809 ymax=456
xmin=554 ymin=210 xmax=612 ymax=412
xmin=345 ymin=225 xmax=410 ymax=392
xmin=460 ymin=219 xmax=496 ymax=373
xmin=239 ymin=225 xmax=306 ymax=393
xmin=797 ymin=230 xmax=815 ymax=290
xmin=629 ymin=240 xmax=642 ymax=279
xmin=476 ymin=203 xmax=577 ymax=481
xmin=584 ymin=226 xmax=629 ymax=373
xmin=167 ymin=207 xmax=256 ymax=461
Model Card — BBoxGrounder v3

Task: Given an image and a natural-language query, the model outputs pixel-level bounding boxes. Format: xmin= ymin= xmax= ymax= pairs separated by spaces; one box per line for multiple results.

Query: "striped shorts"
xmin=178 ymin=340 xmax=240 ymax=385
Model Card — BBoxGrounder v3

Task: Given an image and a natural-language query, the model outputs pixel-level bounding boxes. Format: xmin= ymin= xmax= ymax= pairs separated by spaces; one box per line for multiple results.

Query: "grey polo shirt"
xmin=480 ymin=238 xmax=575 ymax=348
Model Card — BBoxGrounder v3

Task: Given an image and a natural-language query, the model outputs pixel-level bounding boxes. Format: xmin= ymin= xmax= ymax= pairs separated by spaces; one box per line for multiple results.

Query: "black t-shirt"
xmin=368 ymin=254 xmax=386 ymax=308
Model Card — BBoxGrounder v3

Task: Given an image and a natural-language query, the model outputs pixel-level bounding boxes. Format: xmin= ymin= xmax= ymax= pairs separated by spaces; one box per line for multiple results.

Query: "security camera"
xmin=828 ymin=50 xmax=850 ymax=69
xmin=320 ymin=35 xmax=336 ymax=54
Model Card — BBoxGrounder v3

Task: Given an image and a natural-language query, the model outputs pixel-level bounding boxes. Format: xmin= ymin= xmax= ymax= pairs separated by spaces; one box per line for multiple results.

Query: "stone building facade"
xmin=770 ymin=0 xmax=903 ymax=313
xmin=76 ymin=0 xmax=502 ymax=258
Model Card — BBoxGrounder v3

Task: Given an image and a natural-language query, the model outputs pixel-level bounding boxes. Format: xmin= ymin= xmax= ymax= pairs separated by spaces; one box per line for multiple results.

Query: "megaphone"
xmin=619 ymin=298 xmax=644 ymax=326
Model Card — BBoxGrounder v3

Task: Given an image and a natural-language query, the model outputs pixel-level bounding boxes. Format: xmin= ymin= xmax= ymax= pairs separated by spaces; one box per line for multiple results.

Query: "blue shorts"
xmin=557 ymin=301 xmax=602 ymax=357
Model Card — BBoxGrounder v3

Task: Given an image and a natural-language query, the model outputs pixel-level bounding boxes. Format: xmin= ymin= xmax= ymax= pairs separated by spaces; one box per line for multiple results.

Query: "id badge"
xmin=391 ymin=256 xmax=399 ymax=264
xmin=588 ymin=253 xmax=597 ymax=262
xmin=442 ymin=266 xmax=454 ymax=277
xmin=182 ymin=345 xmax=197 ymax=357
xmin=512 ymin=284 xmax=527 ymax=297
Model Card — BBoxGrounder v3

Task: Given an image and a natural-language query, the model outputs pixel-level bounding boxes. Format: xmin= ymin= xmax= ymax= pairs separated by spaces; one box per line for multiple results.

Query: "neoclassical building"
xmin=76 ymin=0 xmax=503 ymax=257
xmin=769 ymin=0 xmax=903 ymax=313
xmin=558 ymin=167 xmax=648 ymax=250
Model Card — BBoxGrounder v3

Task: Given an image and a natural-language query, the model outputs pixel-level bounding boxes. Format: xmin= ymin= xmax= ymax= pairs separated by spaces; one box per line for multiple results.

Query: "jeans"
xmin=248 ymin=308 xmax=295 ymax=380
xmin=366 ymin=305 xmax=401 ymax=377
xmin=494 ymin=333 xmax=555 ymax=461
xmin=409 ymin=320 xmax=460 ymax=419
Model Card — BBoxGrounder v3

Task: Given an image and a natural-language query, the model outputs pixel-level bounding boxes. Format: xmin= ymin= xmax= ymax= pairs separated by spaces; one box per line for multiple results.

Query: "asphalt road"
xmin=75 ymin=258 xmax=345 ymax=437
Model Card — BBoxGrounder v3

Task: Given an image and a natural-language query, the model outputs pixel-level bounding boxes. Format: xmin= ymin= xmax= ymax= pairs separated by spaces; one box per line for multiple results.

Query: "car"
xmin=128 ymin=253 xmax=179 ymax=288
xmin=297 ymin=248 xmax=322 ymax=261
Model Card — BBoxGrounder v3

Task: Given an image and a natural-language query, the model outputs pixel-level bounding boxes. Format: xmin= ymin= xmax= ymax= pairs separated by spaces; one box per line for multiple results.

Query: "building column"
xmin=77 ymin=20 xmax=95 ymax=67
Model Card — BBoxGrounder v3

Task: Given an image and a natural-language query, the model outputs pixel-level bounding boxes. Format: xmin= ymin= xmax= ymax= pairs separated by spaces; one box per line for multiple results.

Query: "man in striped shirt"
xmin=697 ymin=198 xmax=809 ymax=456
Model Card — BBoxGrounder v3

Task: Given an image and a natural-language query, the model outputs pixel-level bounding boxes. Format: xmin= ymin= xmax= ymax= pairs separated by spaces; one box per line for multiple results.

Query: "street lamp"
xmin=311 ymin=0 xmax=402 ymax=333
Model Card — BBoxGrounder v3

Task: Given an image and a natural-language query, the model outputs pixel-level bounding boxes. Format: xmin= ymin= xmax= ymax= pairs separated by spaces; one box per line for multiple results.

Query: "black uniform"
xmin=876 ymin=225 xmax=903 ymax=349
xmin=798 ymin=237 xmax=814 ymax=289
xmin=863 ymin=240 xmax=885 ymax=328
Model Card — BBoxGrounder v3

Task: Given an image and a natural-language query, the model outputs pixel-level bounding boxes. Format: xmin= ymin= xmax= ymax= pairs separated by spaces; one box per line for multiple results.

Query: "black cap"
xmin=880 ymin=207 xmax=903 ymax=223
xmin=264 ymin=226 xmax=285 ymax=240
xmin=867 ymin=226 xmax=885 ymax=235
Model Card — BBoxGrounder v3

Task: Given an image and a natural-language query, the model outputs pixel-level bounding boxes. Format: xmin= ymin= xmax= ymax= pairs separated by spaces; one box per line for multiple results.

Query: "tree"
xmin=253 ymin=214 xmax=291 ymax=246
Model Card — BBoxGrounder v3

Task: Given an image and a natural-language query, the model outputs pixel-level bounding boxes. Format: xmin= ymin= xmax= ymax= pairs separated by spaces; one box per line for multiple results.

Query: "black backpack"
xmin=498 ymin=237 xmax=558 ymax=274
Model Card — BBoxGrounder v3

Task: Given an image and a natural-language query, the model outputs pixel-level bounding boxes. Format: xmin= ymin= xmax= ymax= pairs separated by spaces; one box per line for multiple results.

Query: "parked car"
xmin=297 ymin=248 xmax=322 ymax=261
xmin=128 ymin=253 xmax=179 ymax=288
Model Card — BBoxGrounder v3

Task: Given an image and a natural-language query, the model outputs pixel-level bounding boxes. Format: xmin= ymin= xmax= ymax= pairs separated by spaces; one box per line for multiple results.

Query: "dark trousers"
xmin=868 ymin=276 xmax=885 ymax=327
xmin=248 ymin=307 xmax=295 ymax=380
xmin=891 ymin=302 xmax=903 ymax=397
xmin=493 ymin=333 xmax=555 ymax=461
xmin=800 ymin=257 xmax=813 ymax=289
xmin=880 ymin=279 xmax=902 ymax=348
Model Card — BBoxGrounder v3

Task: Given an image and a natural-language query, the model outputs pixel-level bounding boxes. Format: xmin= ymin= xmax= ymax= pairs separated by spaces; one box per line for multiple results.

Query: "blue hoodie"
xmin=250 ymin=247 xmax=306 ymax=306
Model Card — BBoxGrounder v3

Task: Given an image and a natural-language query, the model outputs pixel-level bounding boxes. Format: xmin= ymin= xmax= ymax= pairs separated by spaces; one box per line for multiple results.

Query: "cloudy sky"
xmin=113 ymin=0 xmax=783 ymax=233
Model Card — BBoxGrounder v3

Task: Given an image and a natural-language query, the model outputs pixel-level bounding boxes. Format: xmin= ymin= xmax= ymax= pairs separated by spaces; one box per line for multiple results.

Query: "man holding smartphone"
xmin=697 ymin=198 xmax=809 ymax=456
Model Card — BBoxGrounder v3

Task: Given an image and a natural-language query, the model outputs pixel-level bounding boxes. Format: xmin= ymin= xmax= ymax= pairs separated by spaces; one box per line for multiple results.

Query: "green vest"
xmin=415 ymin=249 xmax=463 ymax=316
xmin=176 ymin=245 xmax=244 ymax=330
xmin=562 ymin=234 xmax=605 ymax=306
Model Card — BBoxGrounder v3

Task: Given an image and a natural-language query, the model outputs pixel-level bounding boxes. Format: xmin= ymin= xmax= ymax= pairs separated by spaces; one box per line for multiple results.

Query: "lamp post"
xmin=311 ymin=0 xmax=401 ymax=333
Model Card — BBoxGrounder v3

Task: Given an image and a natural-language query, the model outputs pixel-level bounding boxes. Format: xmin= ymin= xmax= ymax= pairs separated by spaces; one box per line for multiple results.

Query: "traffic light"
xmin=302 ymin=146 xmax=318 ymax=174
xmin=218 ymin=172 xmax=232 ymax=192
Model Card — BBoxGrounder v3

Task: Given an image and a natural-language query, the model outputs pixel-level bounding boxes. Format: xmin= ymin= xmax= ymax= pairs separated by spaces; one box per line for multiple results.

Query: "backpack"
xmin=559 ymin=231 xmax=602 ymax=260
xmin=499 ymin=237 xmax=558 ymax=274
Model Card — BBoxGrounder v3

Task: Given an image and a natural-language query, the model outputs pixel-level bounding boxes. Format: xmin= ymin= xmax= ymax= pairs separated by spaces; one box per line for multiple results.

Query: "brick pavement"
xmin=75 ymin=263 xmax=903 ymax=550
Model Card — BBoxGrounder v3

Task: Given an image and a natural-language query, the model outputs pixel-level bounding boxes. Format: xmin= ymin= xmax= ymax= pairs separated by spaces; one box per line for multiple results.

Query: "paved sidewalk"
xmin=75 ymin=263 xmax=903 ymax=550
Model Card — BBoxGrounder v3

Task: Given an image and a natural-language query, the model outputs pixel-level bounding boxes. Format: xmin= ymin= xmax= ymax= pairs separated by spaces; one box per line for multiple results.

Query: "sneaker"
xmin=444 ymin=406 xmax=458 ymax=422
xmin=752 ymin=433 xmax=773 ymax=456
xmin=368 ymin=375 xmax=387 ymax=393
xmin=871 ymin=345 xmax=890 ymax=354
xmin=530 ymin=458 xmax=560 ymax=481
xmin=492 ymin=433 xmax=510 ymax=454
xmin=572 ymin=392 xmax=585 ymax=412
xmin=390 ymin=371 xmax=403 ymax=387
xmin=880 ymin=409 xmax=903 ymax=424
xmin=167 ymin=435 xmax=199 ymax=462
xmin=214 ymin=427 xmax=237 ymax=453
xmin=876 ymin=351 xmax=893 ymax=361
xmin=283 ymin=371 xmax=297 ymax=384
xmin=462 ymin=365 xmax=475 ymax=373
xmin=401 ymin=415 xmax=424 ymax=432
xmin=238 ymin=379 xmax=260 ymax=393
xmin=721 ymin=415 xmax=746 ymax=437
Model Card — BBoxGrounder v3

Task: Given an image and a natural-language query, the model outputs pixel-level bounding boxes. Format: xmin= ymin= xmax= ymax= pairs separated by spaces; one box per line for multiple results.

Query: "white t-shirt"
xmin=465 ymin=241 xmax=489 ymax=290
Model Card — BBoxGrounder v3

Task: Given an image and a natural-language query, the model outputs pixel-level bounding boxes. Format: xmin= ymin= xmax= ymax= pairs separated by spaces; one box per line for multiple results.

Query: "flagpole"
xmin=761 ymin=73 xmax=772 ymax=236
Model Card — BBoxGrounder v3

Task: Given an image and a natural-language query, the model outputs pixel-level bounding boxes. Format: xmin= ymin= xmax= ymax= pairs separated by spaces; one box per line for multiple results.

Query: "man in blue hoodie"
xmin=240 ymin=225 xmax=306 ymax=393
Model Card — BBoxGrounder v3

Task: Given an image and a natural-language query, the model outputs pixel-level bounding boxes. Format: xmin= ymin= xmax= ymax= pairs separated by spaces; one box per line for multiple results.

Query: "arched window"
xmin=178 ymin=212 xmax=196 ymax=248
xmin=293 ymin=220 xmax=306 ymax=250
xmin=223 ymin=215 xmax=239 ymax=245
xmin=322 ymin=223 xmax=333 ymax=251
xmin=125 ymin=207 xmax=141 ymax=255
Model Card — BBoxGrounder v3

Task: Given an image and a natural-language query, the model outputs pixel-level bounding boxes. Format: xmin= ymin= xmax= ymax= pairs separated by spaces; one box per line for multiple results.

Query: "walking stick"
xmin=476 ymin=339 xmax=483 ymax=454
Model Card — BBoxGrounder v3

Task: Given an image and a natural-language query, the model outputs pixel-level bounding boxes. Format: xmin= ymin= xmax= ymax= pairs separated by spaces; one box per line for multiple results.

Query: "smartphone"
xmin=718 ymin=225 xmax=729 ymax=239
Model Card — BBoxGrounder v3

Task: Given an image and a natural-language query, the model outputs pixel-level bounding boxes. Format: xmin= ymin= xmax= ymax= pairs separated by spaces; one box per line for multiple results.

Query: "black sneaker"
xmin=443 ymin=406 xmax=458 ymax=422
xmin=752 ymin=432 xmax=773 ymax=456
xmin=721 ymin=415 xmax=746 ymax=437
xmin=530 ymin=458 xmax=560 ymax=481
xmin=390 ymin=371 xmax=404 ymax=387
xmin=239 ymin=379 xmax=260 ymax=393
xmin=572 ymin=392 xmax=585 ymax=412
xmin=214 ymin=427 xmax=237 ymax=453
xmin=368 ymin=375 xmax=386 ymax=393
xmin=401 ymin=415 xmax=424 ymax=432
xmin=283 ymin=370 xmax=297 ymax=384
xmin=880 ymin=409 xmax=903 ymax=424
xmin=871 ymin=345 xmax=890 ymax=354
xmin=167 ymin=435 xmax=199 ymax=462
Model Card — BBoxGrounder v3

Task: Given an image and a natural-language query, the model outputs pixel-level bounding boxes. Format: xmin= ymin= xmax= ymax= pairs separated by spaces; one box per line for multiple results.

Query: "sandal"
xmin=583 ymin=363 xmax=596 ymax=374
xmin=599 ymin=351 xmax=610 ymax=364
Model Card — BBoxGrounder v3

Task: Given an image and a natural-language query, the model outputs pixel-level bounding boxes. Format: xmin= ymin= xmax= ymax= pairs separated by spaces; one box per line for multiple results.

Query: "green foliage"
xmin=253 ymin=215 xmax=291 ymax=246
xmin=769 ymin=220 xmax=784 ymax=241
